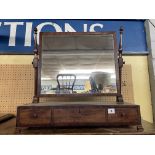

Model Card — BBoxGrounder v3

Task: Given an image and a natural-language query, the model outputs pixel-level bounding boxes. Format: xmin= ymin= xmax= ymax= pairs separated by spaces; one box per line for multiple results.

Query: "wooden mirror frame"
xmin=32 ymin=28 xmax=124 ymax=104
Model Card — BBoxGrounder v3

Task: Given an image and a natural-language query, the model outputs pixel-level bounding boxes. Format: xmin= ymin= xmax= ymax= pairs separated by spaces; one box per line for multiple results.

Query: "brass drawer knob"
xmin=120 ymin=113 xmax=126 ymax=117
xmin=33 ymin=113 xmax=38 ymax=118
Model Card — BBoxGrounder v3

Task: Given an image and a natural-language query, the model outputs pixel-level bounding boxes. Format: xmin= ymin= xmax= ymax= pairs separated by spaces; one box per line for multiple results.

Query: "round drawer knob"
xmin=120 ymin=113 xmax=126 ymax=117
xmin=33 ymin=113 xmax=38 ymax=118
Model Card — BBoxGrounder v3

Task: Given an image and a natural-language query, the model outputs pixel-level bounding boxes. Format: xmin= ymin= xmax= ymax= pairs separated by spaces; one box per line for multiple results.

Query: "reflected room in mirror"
xmin=40 ymin=33 xmax=118 ymax=95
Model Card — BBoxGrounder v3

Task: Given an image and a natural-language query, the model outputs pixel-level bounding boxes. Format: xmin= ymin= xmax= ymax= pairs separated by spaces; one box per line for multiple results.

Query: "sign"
xmin=0 ymin=19 xmax=147 ymax=54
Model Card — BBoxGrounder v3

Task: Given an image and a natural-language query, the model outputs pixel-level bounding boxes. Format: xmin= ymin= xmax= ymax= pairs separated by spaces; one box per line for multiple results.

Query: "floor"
xmin=0 ymin=117 xmax=155 ymax=135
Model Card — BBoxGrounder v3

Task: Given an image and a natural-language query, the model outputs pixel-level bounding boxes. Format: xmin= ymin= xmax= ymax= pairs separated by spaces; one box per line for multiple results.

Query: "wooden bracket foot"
xmin=137 ymin=125 xmax=144 ymax=132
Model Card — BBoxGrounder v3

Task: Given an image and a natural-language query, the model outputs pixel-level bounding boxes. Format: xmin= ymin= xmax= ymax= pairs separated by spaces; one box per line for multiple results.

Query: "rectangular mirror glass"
xmin=40 ymin=33 xmax=117 ymax=94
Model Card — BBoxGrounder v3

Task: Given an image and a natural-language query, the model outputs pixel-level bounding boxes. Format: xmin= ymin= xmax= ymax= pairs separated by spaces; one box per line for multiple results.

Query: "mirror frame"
xmin=32 ymin=30 xmax=124 ymax=103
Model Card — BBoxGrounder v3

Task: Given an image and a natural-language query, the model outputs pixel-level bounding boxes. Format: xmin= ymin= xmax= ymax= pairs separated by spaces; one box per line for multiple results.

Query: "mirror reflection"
xmin=41 ymin=34 xmax=117 ymax=94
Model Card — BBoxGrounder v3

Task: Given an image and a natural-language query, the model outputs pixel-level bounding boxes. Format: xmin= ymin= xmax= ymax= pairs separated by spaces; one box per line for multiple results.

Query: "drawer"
xmin=78 ymin=106 xmax=106 ymax=123
xmin=53 ymin=106 xmax=106 ymax=126
xmin=107 ymin=107 xmax=139 ymax=124
xmin=17 ymin=107 xmax=51 ymax=127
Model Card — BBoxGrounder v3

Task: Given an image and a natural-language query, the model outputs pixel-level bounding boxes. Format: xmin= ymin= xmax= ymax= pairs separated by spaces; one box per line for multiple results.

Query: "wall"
xmin=145 ymin=20 xmax=155 ymax=122
xmin=0 ymin=55 xmax=153 ymax=123
xmin=124 ymin=55 xmax=153 ymax=123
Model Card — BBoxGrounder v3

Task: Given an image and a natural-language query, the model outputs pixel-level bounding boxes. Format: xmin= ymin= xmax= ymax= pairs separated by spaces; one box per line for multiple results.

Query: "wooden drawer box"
xmin=16 ymin=102 xmax=143 ymax=131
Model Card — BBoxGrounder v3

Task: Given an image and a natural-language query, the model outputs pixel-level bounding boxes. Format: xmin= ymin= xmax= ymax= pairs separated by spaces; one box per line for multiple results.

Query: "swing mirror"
xmin=39 ymin=32 xmax=118 ymax=95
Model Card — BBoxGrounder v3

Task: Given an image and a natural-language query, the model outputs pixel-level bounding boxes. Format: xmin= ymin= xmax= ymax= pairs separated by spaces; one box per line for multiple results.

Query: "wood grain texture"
xmin=53 ymin=106 xmax=106 ymax=126
xmin=17 ymin=107 xmax=51 ymax=127
xmin=107 ymin=108 xmax=138 ymax=124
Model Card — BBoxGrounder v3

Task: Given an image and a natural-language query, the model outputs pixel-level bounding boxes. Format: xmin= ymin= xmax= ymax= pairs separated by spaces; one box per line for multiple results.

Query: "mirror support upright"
xmin=32 ymin=27 xmax=39 ymax=103
xmin=117 ymin=26 xmax=125 ymax=103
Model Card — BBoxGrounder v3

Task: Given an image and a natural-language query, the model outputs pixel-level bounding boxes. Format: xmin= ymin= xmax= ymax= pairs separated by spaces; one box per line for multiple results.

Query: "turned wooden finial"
xmin=33 ymin=27 xmax=38 ymax=54
xmin=120 ymin=26 xmax=124 ymax=32
xmin=34 ymin=27 xmax=38 ymax=34
xmin=119 ymin=26 xmax=124 ymax=54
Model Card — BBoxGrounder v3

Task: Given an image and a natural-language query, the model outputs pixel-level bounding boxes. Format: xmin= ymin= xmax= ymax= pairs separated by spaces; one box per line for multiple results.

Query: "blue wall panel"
xmin=0 ymin=19 xmax=147 ymax=54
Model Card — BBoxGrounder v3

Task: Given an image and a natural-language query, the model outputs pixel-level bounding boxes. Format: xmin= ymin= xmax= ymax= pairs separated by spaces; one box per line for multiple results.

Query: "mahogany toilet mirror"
xmin=16 ymin=27 xmax=143 ymax=132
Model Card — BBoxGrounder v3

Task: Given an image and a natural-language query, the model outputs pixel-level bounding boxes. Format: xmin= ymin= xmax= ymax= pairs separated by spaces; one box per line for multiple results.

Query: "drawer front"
xmin=107 ymin=107 xmax=139 ymax=124
xmin=18 ymin=107 xmax=51 ymax=127
xmin=78 ymin=107 xmax=106 ymax=123
xmin=53 ymin=106 xmax=106 ymax=126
